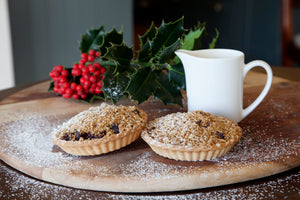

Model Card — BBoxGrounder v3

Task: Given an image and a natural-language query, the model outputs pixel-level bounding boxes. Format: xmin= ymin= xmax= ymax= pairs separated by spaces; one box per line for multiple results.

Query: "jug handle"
xmin=242 ymin=60 xmax=273 ymax=120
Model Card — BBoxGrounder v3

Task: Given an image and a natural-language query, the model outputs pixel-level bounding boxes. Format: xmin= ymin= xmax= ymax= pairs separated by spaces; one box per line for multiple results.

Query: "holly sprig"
xmin=50 ymin=17 xmax=219 ymax=106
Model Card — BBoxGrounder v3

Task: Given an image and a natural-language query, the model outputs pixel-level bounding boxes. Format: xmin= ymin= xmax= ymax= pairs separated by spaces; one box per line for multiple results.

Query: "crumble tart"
xmin=141 ymin=110 xmax=242 ymax=161
xmin=52 ymin=103 xmax=147 ymax=156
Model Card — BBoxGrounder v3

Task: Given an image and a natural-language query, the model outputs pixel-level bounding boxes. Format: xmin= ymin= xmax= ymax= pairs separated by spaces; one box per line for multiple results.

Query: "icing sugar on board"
xmin=0 ymin=78 xmax=299 ymax=192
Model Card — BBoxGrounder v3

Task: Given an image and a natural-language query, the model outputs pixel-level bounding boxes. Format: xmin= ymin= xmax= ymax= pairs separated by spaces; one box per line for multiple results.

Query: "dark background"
xmin=7 ymin=0 xmax=300 ymax=86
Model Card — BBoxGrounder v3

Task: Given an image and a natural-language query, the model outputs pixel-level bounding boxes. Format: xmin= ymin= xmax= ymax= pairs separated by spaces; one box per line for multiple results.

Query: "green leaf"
xmin=48 ymin=81 xmax=54 ymax=91
xmin=209 ymin=28 xmax=219 ymax=49
xmin=100 ymin=27 xmax=123 ymax=55
xmin=104 ymin=42 xmax=133 ymax=68
xmin=79 ymin=26 xmax=105 ymax=53
xmin=181 ymin=22 xmax=206 ymax=50
xmin=168 ymin=63 xmax=186 ymax=90
xmin=126 ymin=67 xmax=183 ymax=105
xmin=157 ymin=38 xmax=182 ymax=63
xmin=102 ymin=67 xmax=130 ymax=104
xmin=154 ymin=72 xmax=182 ymax=106
xmin=137 ymin=40 xmax=153 ymax=62
xmin=126 ymin=67 xmax=157 ymax=104
xmin=151 ymin=17 xmax=185 ymax=58
xmin=139 ymin=22 xmax=156 ymax=47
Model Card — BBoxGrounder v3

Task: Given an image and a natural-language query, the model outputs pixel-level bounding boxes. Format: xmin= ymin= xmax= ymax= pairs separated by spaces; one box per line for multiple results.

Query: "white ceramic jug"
xmin=175 ymin=49 xmax=273 ymax=123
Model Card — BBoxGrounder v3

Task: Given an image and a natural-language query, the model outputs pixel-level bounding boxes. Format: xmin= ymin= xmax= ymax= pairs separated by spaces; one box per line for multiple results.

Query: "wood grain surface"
xmin=0 ymin=71 xmax=299 ymax=193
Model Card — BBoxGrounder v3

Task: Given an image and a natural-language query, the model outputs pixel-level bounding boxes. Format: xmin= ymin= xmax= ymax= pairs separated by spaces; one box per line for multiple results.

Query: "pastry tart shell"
xmin=52 ymin=126 xmax=143 ymax=156
xmin=142 ymin=131 xmax=237 ymax=161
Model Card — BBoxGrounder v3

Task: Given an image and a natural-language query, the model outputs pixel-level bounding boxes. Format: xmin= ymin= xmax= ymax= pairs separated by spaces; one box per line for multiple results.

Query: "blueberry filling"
xmin=61 ymin=131 xmax=106 ymax=141
xmin=216 ymin=131 xmax=225 ymax=139
xmin=195 ymin=120 xmax=210 ymax=128
xmin=110 ymin=123 xmax=119 ymax=134
xmin=132 ymin=109 xmax=140 ymax=115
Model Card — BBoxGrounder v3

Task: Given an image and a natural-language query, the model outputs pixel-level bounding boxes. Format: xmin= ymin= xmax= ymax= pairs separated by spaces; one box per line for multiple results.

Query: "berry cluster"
xmin=49 ymin=49 xmax=105 ymax=100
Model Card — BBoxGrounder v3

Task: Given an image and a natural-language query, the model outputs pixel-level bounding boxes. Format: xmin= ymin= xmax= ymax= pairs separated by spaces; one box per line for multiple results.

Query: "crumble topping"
xmin=142 ymin=110 xmax=242 ymax=148
xmin=53 ymin=103 xmax=147 ymax=141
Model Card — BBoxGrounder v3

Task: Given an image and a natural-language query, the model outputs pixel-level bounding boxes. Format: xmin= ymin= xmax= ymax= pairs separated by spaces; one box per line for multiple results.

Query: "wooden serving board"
xmin=0 ymin=72 xmax=299 ymax=193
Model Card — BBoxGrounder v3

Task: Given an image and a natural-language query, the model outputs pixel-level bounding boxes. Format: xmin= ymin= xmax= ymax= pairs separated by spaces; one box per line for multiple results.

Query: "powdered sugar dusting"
xmin=0 ymin=113 xmax=76 ymax=167
xmin=118 ymin=151 xmax=191 ymax=180
xmin=0 ymin=161 xmax=299 ymax=199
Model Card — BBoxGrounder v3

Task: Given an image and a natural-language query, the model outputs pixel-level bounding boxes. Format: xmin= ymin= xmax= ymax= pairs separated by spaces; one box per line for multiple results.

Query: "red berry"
xmin=82 ymin=67 xmax=89 ymax=74
xmin=61 ymin=70 xmax=69 ymax=77
xmin=88 ymin=65 xmax=95 ymax=73
xmin=81 ymin=53 xmax=88 ymax=59
xmin=76 ymin=85 xmax=83 ymax=91
xmin=94 ymin=70 xmax=100 ymax=76
xmin=72 ymin=69 xmax=81 ymax=76
xmin=89 ymin=76 xmax=97 ymax=83
xmin=62 ymin=82 xmax=70 ymax=89
xmin=81 ymin=94 xmax=87 ymax=99
xmin=59 ymin=77 xmax=67 ymax=83
xmin=83 ymin=84 xmax=89 ymax=91
xmin=65 ymin=88 xmax=73 ymax=95
xmin=73 ymin=63 xmax=79 ymax=69
xmin=100 ymin=67 xmax=106 ymax=74
xmin=79 ymin=59 xmax=87 ymax=65
xmin=59 ymin=87 xmax=66 ymax=94
xmin=97 ymin=81 xmax=103 ymax=87
xmin=70 ymin=83 xmax=77 ymax=90
xmin=62 ymin=93 xmax=71 ymax=99
xmin=83 ymin=74 xmax=90 ymax=81
xmin=95 ymin=51 xmax=101 ymax=57
xmin=95 ymin=87 xmax=101 ymax=94
xmin=53 ymin=86 xmax=59 ymax=93
xmin=52 ymin=71 xmax=60 ymax=77
xmin=89 ymin=87 xmax=95 ymax=94
xmin=72 ymin=94 xmax=80 ymax=99
xmin=78 ymin=64 xmax=85 ymax=70
xmin=93 ymin=62 xmax=101 ymax=69
xmin=49 ymin=71 xmax=55 ymax=78
xmin=80 ymin=77 xmax=85 ymax=84
xmin=54 ymin=65 xmax=63 ymax=71
xmin=91 ymin=83 xmax=97 ymax=88
xmin=84 ymin=79 xmax=91 ymax=86
xmin=87 ymin=55 xmax=94 ymax=62
xmin=88 ymin=49 xmax=95 ymax=56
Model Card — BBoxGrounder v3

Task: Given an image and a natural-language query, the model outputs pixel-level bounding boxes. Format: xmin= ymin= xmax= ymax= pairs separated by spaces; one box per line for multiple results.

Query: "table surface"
xmin=0 ymin=67 xmax=299 ymax=199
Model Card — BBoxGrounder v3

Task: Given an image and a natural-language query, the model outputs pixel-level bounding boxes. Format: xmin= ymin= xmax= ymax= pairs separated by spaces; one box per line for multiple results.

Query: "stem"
xmin=166 ymin=64 xmax=185 ymax=75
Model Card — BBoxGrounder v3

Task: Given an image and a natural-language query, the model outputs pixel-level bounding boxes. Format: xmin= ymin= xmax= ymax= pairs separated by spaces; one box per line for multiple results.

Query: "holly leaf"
xmin=181 ymin=22 xmax=206 ymax=50
xmin=102 ymin=67 xmax=130 ymax=104
xmin=137 ymin=23 xmax=157 ymax=62
xmin=151 ymin=17 xmax=185 ymax=59
xmin=168 ymin=63 xmax=186 ymax=90
xmin=104 ymin=42 xmax=133 ymax=68
xmin=137 ymin=40 xmax=153 ymax=63
xmin=154 ymin=72 xmax=182 ymax=106
xmin=157 ymin=38 xmax=182 ymax=63
xmin=139 ymin=22 xmax=156 ymax=47
xmin=209 ymin=29 xmax=220 ymax=49
xmin=126 ymin=67 xmax=158 ymax=104
xmin=126 ymin=67 xmax=182 ymax=105
xmin=137 ymin=17 xmax=185 ymax=63
xmin=48 ymin=81 xmax=54 ymax=91
xmin=100 ymin=27 xmax=123 ymax=55
xmin=79 ymin=26 xmax=105 ymax=53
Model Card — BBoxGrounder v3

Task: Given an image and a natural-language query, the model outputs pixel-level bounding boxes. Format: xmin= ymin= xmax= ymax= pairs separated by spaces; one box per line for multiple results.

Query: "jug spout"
xmin=175 ymin=49 xmax=198 ymax=67
xmin=175 ymin=49 xmax=198 ymax=71
xmin=175 ymin=49 xmax=194 ymax=63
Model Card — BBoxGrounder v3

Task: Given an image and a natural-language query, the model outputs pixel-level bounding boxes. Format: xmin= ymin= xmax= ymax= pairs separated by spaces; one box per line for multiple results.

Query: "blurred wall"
xmin=135 ymin=0 xmax=282 ymax=66
xmin=8 ymin=0 xmax=133 ymax=86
